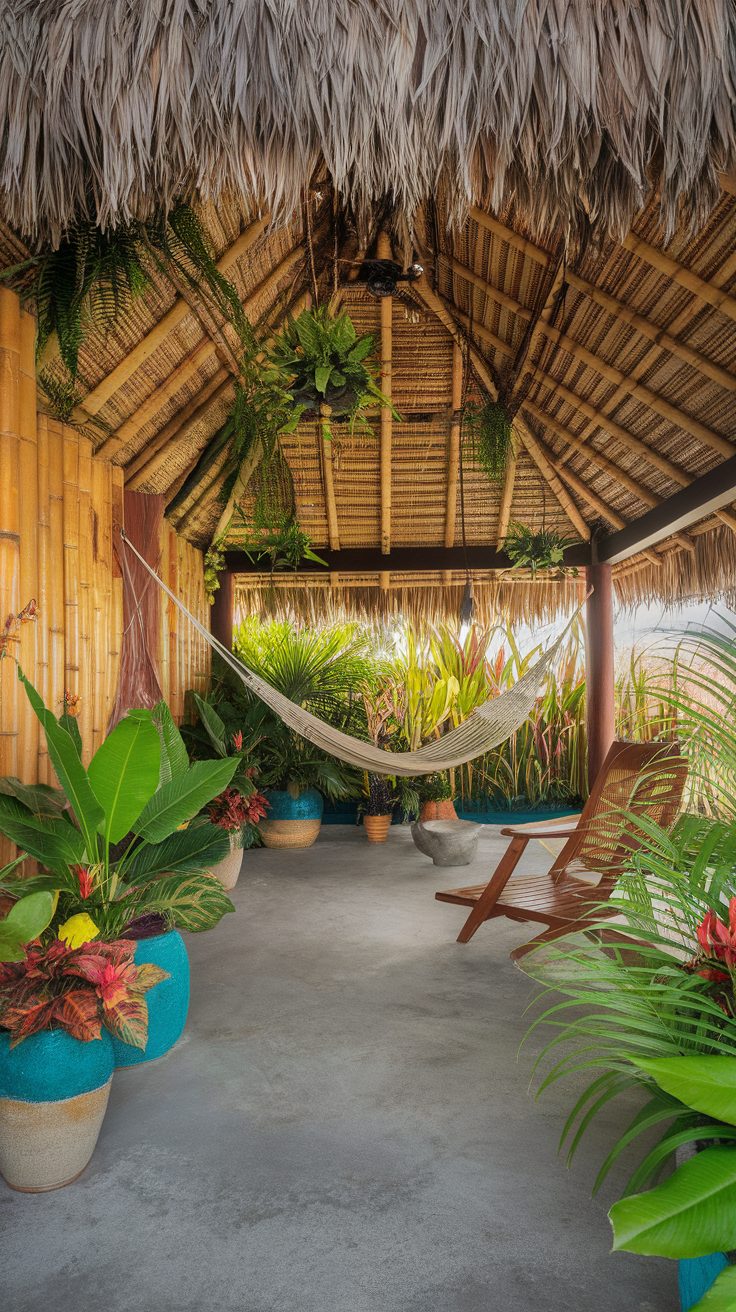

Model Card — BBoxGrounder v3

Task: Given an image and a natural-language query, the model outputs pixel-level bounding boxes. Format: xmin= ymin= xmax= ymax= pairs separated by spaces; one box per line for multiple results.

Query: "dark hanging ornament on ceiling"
xmin=459 ymin=577 xmax=475 ymax=625
xmin=358 ymin=259 xmax=423 ymax=297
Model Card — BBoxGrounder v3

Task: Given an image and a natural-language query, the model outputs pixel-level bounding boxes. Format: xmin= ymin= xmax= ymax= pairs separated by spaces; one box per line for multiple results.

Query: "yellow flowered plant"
xmin=58 ymin=912 xmax=100 ymax=950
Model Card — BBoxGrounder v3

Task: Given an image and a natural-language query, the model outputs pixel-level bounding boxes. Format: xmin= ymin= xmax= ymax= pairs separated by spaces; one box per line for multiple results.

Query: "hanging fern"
xmin=464 ymin=399 xmax=513 ymax=482
xmin=503 ymin=523 xmax=580 ymax=579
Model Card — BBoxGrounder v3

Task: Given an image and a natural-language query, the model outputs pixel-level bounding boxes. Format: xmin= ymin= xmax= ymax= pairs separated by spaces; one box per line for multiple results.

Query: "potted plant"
xmin=359 ymin=774 xmax=396 ymax=843
xmin=187 ymin=694 xmax=270 ymax=888
xmin=0 ymin=676 xmax=239 ymax=1067
xmin=418 ymin=772 xmax=457 ymax=822
xmin=523 ymin=815 xmax=736 ymax=1309
xmin=267 ymin=304 xmax=399 ymax=435
xmin=503 ymin=523 xmax=580 ymax=579
xmin=255 ymin=724 xmax=354 ymax=849
xmin=0 ymin=933 xmax=168 ymax=1191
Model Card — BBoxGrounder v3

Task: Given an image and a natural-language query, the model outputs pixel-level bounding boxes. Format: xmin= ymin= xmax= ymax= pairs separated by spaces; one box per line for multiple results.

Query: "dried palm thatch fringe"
xmin=3 ymin=1 xmax=736 ymax=245
xmin=233 ymin=573 xmax=584 ymax=629
xmin=614 ymin=527 xmax=736 ymax=612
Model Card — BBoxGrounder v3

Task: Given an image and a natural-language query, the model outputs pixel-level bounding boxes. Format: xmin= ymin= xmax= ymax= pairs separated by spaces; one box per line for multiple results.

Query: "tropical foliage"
xmin=464 ymin=398 xmax=513 ymax=482
xmin=267 ymin=305 xmax=399 ymax=437
xmin=0 ymin=936 xmax=168 ymax=1050
xmin=503 ymin=524 xmax=580 ymax=578
xmin=524 ymin=814 xmax=736 ymax=1259
xmin=0 ymin=674 xmax=238 ymax=940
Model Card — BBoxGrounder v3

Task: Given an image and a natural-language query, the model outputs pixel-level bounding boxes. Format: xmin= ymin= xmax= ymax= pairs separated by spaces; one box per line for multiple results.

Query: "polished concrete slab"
xmin=2 ymin=825 xmax=678 ymax=1312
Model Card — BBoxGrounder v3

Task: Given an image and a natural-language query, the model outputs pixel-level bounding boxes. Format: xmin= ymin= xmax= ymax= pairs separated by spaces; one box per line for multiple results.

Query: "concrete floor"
xmin=2 ymin=825 xmax=678 ymax=1312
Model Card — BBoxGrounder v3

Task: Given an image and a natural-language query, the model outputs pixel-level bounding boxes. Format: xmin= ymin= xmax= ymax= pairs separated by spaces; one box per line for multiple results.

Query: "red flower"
xmin=73 ymin=865 xmax=93 ymax=899
xmin=242 ymin=792 xmax=269 ymax=824
xmin=207 ymin=786 xmax=269 ymax=831
xmin=232 ymin=731 xmax=243 ymax=751
xmin=697 ymin=901 xmax=736 ymax=968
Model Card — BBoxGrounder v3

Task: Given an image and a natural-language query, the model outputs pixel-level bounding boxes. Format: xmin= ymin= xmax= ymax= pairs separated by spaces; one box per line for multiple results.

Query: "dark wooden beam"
xmin=596 ymin=454 xmax=736 ymax=564
xmin=225 ymin=544 xmax=592 ymax=575
xmin=210 ymin=571 xmax=234 ymax=650
xmin=585 ymin=563 xmax=616 ymax=789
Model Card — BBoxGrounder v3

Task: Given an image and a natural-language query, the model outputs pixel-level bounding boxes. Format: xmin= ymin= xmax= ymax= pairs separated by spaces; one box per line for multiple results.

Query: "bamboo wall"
xmin=0 ymin=289 xmax=210 ymax=865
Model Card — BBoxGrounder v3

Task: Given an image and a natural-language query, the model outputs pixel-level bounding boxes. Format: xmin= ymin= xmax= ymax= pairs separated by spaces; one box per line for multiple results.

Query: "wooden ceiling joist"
xmin=622 ymin=231 xmax=736 ymax=329
xmin=598 ymin=452 xmax=736 ymax=564
xmin=514 ymin=416 xmax=590 ymax=540
xmin=414 ymin=277 xmax=498 ymax=398
xmin=438 ymin=254 xmax=534 ymax=321
xmin=547 ymin=451 xmax=663 ymax=567
xmin=82 ymin=216 xmax=271 ymax=415
xmin=469 ymin=208 xmax=551 ymax=268
xmin=125 ymin=372 xmax=232 ymax=490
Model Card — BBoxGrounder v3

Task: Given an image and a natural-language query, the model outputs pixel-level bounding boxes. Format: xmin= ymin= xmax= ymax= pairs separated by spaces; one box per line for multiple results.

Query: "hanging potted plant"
xmin=463 ymin=398 xmax=513 ymax=482
xmin=0 ymin=930 xmax=168 ymax=1191
xmin=0 ymin=679 xmax=240 ymax=1070
xmin=503 ymin=523 xmax=580 ymax=579
xmin=267 ymin=304 xmax=400 ymax=434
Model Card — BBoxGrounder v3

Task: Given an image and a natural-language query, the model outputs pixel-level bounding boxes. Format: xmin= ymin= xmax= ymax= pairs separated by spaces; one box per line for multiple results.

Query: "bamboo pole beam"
xmin=172 ymin=449 xmax=235 ymax=534
xmin=209 ymin=439 xmax=264 ymax=545
xmin=320 ymin=406 xmax=341 ymax=551
xmin=508 ymin=259 xmax=565 ymax=392
xmin=35 ymin=414 xmax=51 ymax=778
xmin=496 ymin=436 xmax=517 ymax=548
xmin=0 ymin=288 xmax=21 ymax=788
xmin=622 ymin=231 xmax=736 ymax=328
xmin=544 ymin=452 xmax=663 ymax=566
xmin=436 ymin=290 xmax=511 ymax=359
xmin=539 ymin=320 xmax=735 ymax=461
xmin=124 ymin=371 xmax=232 ymax=487
xmin=469 ymin=208 xmax=551 ymax=268
xmin=77 ymin=435 xmax=94 ymax=764
xmin=47 ymin=421 xmax=66 ymax=740
xmin=438 ymin=254 xmax=533 ymax=320
xmin=82 ymin=216 xmax=272 ymax=415
xmin=62 ymin=428 xmax=81 ymax=720
xmin=444 ymin=342 xmax=463 ymax=548
xmin=18 ymin=309 xmax=38 ymax=781
xmin=514 ymin=416 xmax=590 ymax=540
xmin=414 ymin=279 xmax=498 ymax=397
xmin=564 ymin=271 xmax=736 ymax=394
xmin=378 ymin=232 xmax=393 ymax=555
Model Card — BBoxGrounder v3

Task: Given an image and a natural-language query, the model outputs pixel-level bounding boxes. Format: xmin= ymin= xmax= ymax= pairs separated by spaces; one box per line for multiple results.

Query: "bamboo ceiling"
xmin=3 ymin=3 xmax=736 ymax=619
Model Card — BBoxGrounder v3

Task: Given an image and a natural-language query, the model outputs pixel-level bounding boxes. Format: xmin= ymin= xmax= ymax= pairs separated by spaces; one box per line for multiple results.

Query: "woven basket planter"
xmin=207 ymin=827 xmax=245 ymax=890
xmin=420 ymin=799 xmax=458 ymax=822
xmin=0 ymin=1029 xmax=114 ymax=1192
xmin=363 ymin=814 xmax=392 ymax=843
xmin=258 ymin=788 xmax=323 ymax=849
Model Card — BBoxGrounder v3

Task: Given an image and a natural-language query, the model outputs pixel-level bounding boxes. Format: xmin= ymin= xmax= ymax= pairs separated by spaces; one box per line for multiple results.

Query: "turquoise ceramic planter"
xmin=679 ymin=1253 xmax=729 ymax=1310
xmin=111 ymin=930 xmax=190 ymax=1067
xmin=258 ymin=788 xmax=324 ymax=850
xmin=0 ymin=1029 xmax=114 ymax=1191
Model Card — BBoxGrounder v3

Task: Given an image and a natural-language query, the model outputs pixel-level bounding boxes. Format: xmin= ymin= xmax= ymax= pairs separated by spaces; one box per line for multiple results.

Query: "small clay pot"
xmin=208 ymin=827 xmax=244 ymax=890
xmin=363 ymin=814 xmax=392 ymax=843
xmin=420 ymin=799 xmax=458 ymax=822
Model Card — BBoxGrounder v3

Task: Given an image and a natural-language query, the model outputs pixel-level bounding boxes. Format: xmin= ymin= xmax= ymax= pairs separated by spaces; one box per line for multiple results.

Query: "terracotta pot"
xmin=363 ymin=814 xmax=392 ymax=842
xmin=420 ymin=799 xmax=457 ymax=822
xmin=208 ymin=827 xmax=244 ymax=890
xmin=0 ymin=1029 xmax=114 ymax=1192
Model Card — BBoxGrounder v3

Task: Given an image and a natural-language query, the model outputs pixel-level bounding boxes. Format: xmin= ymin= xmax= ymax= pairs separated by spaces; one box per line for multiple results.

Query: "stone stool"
xmin=411 ymin=818 xmax=482 ymax=867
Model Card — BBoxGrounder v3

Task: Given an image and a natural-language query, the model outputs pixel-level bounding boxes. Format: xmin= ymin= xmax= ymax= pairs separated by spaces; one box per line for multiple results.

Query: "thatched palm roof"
xmin=3 ymin=3 xmax=736 ymax=623
xmin=3 ymin=1 xmax=736 ymax=245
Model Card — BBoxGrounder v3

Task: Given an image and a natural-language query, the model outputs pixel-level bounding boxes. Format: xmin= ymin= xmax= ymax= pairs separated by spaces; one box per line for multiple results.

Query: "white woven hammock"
xmin=122 ymin=534 xmax=578 ymax=777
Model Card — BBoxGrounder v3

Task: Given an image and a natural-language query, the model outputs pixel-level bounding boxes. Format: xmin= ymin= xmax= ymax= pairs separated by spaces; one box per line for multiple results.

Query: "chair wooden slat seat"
xmin=435 ymin=741 xmax=688 ymax=959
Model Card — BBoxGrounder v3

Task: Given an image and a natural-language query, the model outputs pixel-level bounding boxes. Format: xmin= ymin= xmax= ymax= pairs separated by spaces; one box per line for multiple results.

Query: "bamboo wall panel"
xmin=0 ymin=291 xmax=210 ymax=870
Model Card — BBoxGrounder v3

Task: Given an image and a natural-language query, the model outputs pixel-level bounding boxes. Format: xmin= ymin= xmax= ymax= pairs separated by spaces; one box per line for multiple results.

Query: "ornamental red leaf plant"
xmin=0 ymin=938 xmax=169 ymax=1049
xmin=207 ymin=785 xmax=270 ymax=831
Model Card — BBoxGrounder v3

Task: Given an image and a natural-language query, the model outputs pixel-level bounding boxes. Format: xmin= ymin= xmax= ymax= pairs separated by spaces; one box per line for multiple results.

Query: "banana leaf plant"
xmin=0 ymin=672 xmax=239 ymax=941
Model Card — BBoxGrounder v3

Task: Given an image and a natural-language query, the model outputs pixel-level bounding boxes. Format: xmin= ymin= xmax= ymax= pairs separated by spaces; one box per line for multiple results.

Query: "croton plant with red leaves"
xmin=686 ymin=898 xmax=736 ymax=1015
xmin=0 ymin=938 xmax=169 ymax=1049
xmin=207 ymin=785 xmax=270 ymax=831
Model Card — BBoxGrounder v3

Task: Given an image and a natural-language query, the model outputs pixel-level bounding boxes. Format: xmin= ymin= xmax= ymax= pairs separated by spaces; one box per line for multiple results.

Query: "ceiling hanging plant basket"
xmin=463 ymin=398 xmax=513 ymax=482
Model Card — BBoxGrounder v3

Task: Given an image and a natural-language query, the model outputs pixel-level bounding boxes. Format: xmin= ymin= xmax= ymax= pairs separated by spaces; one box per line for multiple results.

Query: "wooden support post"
xmin=210 ymin=569 xmax=234 ymax=651
xmin=378 ymin=233 xmax=393 ymax=555
xmin=585 ymin=562 xmax=615 ymax=790
xmin=320 ymin=407 xmax=340 ymax=551
xmin=445 ymin=342 xmax=463 ymax=548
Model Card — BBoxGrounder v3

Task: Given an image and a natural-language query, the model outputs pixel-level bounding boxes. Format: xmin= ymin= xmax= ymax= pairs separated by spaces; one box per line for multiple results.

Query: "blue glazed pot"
xmin=0 ymin=1028 xmax=113 ymax=1103
xmin=0 ymin=1029 xmax=114 ymax=1191
xmin=679 ymin=1253 xmax=729 ymax=1310
xmin=258 ymin=788 xmax=324 ymax=850
xmin=111 ymin=930 xmax=190 ymax=1067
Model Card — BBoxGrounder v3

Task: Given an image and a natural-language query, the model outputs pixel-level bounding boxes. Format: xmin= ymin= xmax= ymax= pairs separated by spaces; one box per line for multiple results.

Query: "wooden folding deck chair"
xmin=435 ymin=740 xmax=688 ymax=960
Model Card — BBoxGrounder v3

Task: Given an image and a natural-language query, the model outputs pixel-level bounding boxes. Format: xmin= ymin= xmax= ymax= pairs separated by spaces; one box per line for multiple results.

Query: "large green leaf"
xmin=18 ymin=670 xmax=103 ymax=856
xmin=58 ymin=712 xmax=83 ymax=757
xmin=192 ymin=695 xmax=227 ymax=757
xmin=0 ymin=891 xmax=55 ymax=961
xmin=0 ymin=795 xmax=85 ymax=871
xmin=609 ymin=1147 xmax=736 ymax=1257
xmin=688 ymin=1264 xmax=736 ymax=1310
xmin=151 ymin=701 xmax=189 ymax=783
xmin=88 ymin=714 xmax=161 ymax=843
xmin=135 ymin=871 xmax=235 ymax=931
xmin=0 ymin=777 xmax=67 ymax=816
xmin=635 ymin=1057 xmax=736 ymax=1128
xmin=132 ymin=758 xmax=238 ymax=843
xmin=125 ymin=824 xmax=229 ymax=879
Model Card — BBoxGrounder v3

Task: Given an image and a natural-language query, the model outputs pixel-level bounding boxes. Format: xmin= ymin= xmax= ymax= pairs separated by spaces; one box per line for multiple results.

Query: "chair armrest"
xmin=499 ymin=813 xmax=582 ymax=838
